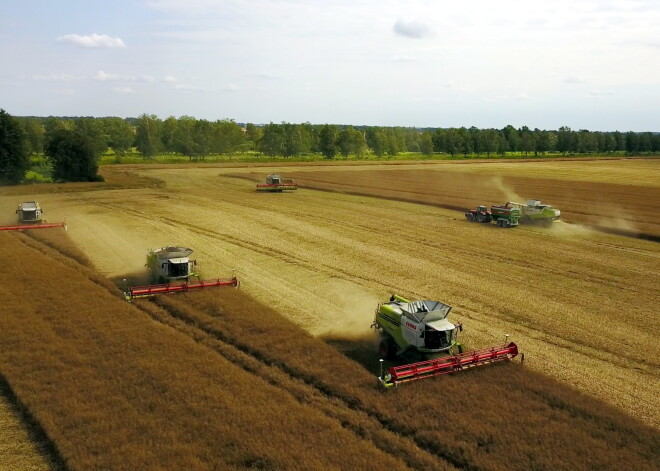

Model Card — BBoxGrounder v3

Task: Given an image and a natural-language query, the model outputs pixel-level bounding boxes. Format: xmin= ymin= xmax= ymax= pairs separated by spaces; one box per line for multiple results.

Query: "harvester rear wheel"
xmin=379 ymin=337 xmax=397 ymax=360
xmin=476 ymin=213 xmax=486 ymax=223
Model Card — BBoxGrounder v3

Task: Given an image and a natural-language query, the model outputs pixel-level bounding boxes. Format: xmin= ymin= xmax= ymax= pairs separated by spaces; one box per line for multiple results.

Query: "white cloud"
xmin=483 ymin=95 xmax=508 ymax=103
xmin=113 ymin=87 xmax=135 ymax=94
xmin=57 ymin=33 xmax=126 ymax=48
xmin=95 ymin=70 xmax=154 ymax=82
xmin=564 ymin=75 xmax=586 ymax=84
xmin=588 ymin=90 xmax=614 ymax=97
xmin=517 ymin=92 xmax=531 ymax=100
xmin=393 ymin=19 xmax=432 ymax=39
xmin=174 ymin=83 xmax=205 ymax=91
xmin=446 ymin=81 xmax=474 ymax=93
xmin=32 ymin=73 xmax=84 ymax=81
xmin=163 ymin=75 xmax=178 ymax=82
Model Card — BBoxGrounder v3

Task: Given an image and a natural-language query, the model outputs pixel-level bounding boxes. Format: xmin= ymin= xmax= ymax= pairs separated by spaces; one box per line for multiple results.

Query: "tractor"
xmin=465 ymin=205 xmax=492 ymax=223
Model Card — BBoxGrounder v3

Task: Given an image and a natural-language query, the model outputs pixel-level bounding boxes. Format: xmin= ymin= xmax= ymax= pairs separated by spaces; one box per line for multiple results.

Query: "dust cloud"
xmin=489 ymin=176 xmax=525 ymax=203
xmin=313 ymin=278 xmax=381 ymax=340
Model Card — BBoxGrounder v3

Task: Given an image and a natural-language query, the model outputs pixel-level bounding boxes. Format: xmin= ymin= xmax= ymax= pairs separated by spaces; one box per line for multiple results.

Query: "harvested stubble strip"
xmin=0 ymin=232 xmax=415 ymax=471
xmin=159 ymin=290 xmax=660 ymax=471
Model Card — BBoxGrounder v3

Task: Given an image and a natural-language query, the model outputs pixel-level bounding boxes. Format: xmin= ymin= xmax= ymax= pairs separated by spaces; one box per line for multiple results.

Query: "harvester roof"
xmin=400 ymin=300 xmax=452 ymax=322
xmin=153 ymin=246 xmax=194 ymax=259
xmin=19 ymin=201 xmax=38 ymax=210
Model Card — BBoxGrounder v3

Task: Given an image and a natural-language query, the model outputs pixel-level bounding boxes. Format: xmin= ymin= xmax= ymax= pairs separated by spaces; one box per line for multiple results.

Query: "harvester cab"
xmin=16 ymin=201 xmax=43 ymax=223
xmin=147 ymin=246 xmax=198 ymax=283
xmin=267 ymin=174 xmax=282 ymax=184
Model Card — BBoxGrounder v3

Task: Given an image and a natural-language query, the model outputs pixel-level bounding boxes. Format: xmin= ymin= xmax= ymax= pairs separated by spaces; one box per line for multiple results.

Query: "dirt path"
xmin=2 ymin=163 xmax=657 ymax=428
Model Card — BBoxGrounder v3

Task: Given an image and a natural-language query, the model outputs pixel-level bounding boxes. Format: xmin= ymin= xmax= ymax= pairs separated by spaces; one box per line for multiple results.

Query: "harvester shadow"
xmin=110 ymin=271 xmax=153 ymax=292
xmin=322 ymin=335 xmax=383 ymax=376
xmin=322 ymin=334 xmax=431 ymax=376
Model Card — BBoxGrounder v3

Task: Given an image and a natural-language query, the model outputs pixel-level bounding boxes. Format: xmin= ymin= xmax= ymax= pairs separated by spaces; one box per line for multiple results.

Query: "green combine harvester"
xmin=372 ymin=294 xmax=520 ymax=387
xmin=372 ymin=294 xmax=464 ymax=360
xmin=508 ymin=200 xmax=561 ymax=225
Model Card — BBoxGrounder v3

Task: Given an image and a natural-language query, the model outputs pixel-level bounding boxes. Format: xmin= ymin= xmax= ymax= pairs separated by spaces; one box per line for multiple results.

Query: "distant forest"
xmin=15 ymin=114 xmax=660 ymax=160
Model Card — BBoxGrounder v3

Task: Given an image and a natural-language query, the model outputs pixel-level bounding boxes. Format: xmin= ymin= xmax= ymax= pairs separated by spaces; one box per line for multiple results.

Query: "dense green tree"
xmin=211 ymin=119 xmax=245 ymax=154
xmin=483 ymin=129 xmax=499 ymax=157
xmin=135 ymin=114 xmax=162 ymax=158
xmin=625 ymin=131 xmax=639 ymax=154
xmin=160 ymin=116 xmax=178 ymax=153
xmin=75 ymin=118 xmax=108 ymax=156
xmin=21 ymin=118 xmax=45 ymax=155
xmin=557 ymin=126 xmax=575 ymax=154
xmin=497 ymin=133 xmax=509 ymax=157
xmin=103 ymin=118 xmax=134 ymax=156
xmin=0 ymin=109 xmax=30 ymax=184
xmin=502 ymin=125 xmax=520 ymax=152
xmin=419 ymin=131 xmax=434 ymax=156
xmin=318 ymin=124 xmax=339 ymax=159
xmin=520 ymin=127 xmax=534 ymax=157
xmin=444 ymin=129 xmax=460 ymax=157
xmin=259 ymin=123 xmax=285 ymax=156
xmin=245 ymin=123 xmax=263 ymax=149
xmin=338 ymin=127 xmax=353 ymax=158
xmin=44 ymin=128 xmax=101 ymax=181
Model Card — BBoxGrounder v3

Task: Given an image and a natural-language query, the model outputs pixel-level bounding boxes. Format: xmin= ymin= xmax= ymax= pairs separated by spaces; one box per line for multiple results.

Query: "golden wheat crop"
xmin=1 ymin=230 xmax=657 ymax=470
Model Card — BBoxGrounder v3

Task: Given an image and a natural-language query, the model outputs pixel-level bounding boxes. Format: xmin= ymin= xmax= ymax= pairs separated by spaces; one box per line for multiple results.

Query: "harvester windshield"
xmin=167 ymin=260 xmax=190 ymax=278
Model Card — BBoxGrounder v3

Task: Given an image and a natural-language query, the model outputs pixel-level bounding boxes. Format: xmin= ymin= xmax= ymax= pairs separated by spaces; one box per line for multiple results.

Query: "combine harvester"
xmin=372 ymin=294 xmax=521 ymax=387
xmin=256 ymin=174 xmax=298 ymax=192
xmin=507 ymin=200 xmax=560 ymax=226
xmin=0 ymin=201 xmax=67 ymax=231
xmin=124 ymin=246 xmax=238 ymax=301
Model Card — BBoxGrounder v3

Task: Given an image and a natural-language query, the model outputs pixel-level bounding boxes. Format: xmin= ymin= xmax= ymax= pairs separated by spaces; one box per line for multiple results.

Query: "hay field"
xmin=0 ymin=229 xmax=657 ymax=470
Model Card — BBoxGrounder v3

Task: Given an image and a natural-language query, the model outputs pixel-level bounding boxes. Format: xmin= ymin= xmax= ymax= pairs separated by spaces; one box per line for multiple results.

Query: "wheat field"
xmin=0 ymin=158 xmax=658 ymax=469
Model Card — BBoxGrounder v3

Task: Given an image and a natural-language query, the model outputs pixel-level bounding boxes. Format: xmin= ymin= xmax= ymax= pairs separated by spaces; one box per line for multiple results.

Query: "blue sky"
xmin=1 ymin=0 xmax=659 ymax=130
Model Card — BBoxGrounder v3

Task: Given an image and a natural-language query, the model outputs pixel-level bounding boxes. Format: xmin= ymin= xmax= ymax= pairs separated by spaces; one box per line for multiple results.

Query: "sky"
xmin=1 ymin=0 xmax=659 ymax=131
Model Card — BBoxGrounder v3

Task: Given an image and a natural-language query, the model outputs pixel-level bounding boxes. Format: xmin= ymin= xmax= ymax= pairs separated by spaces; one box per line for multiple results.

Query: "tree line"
xmin=1 ymin=109 xmax=658 ymax=183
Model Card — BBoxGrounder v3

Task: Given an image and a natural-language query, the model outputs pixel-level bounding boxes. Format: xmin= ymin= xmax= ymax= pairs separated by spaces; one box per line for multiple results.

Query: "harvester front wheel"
xmin=466 ymin=213 xmax=475 ymax=221
xmin=379 ymin=337 xmax=397 ymax=360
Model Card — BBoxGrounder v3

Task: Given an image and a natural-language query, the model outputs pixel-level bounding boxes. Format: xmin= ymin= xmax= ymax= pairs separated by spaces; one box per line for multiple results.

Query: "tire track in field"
xmin=230 ymin=173 xmax=660 ymax=242
xmin=129 ymin=297 xmax=461 ymax=471
xmin=14 ymin=231 xmax=453 ymax=470
xmin=75 ymin=194 xmax=655 ymax=369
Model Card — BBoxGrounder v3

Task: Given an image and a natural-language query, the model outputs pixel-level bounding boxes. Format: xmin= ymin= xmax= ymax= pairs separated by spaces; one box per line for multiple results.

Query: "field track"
xmin=0 ymin=229 xmax=657 ymax=470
